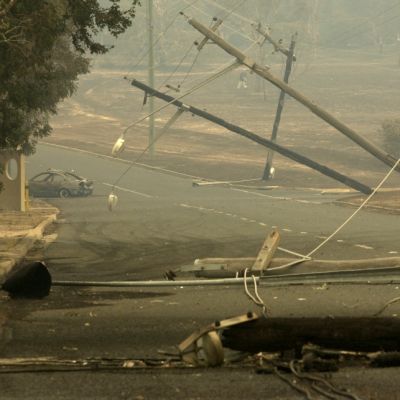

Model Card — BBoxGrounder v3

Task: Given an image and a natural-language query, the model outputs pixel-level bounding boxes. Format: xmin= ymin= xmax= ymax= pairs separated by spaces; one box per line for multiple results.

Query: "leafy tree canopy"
xmin=0 ymin=0 xmax=139 ymax=153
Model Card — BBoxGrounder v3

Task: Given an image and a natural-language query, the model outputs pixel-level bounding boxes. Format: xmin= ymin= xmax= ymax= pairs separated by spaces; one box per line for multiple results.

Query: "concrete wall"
xmin=0 ymin=151 xmax=26 ymax=211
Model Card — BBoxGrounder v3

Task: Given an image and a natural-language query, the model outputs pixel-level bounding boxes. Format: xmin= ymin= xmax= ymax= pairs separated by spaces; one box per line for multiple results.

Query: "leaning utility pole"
xmin=253 ymin=23 xmax=297 ymax=62
xmin=147 ymin=0 xmax=155 ymax=157
xmin=131 ymin=79 xmax=372 ymax=195
xmin=185 ymin=16 xmax=400 ymax=172
xmin=262 ymin=33 xmax=297 ymax=180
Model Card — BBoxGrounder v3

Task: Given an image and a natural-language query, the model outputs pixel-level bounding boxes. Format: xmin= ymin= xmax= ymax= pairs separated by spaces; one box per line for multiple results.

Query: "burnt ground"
xmin=45 ymin=48 xmax=400 ymax=202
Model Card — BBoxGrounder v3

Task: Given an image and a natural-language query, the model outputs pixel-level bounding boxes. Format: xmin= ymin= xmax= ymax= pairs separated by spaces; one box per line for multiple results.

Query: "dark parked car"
xmin=29 ymin=170 xmax=94 ymax=198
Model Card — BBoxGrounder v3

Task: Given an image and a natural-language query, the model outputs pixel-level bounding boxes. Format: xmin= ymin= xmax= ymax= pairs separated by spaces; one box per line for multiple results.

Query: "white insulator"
xmin=112 ymin=137 xmax=125 ymax=156
xmin=269 ymin=167 xmax=275 ymax=179
xmin=107 ymin=193 xmax=118 ymax=212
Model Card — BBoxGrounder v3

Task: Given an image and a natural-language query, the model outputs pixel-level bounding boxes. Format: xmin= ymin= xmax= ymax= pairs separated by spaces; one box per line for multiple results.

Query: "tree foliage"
xmin=0 ymin=0 xmax=139 ymax=153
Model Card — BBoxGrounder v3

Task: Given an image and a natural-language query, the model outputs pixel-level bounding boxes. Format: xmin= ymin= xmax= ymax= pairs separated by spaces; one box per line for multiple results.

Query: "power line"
xmin=125 ymin=0 xmax=201 ymax=77
xmin=202 ymin=0 xmax=257 ymax=25
xmin=157 ymin=42 xmax=196 ymax=91
xmin=182 ymin=0 xmax=262 ymax=46
xmin=159 ymin=1 xmax=266 ymax=91
xmin=111 ymin=61 xmax=240 ymax=189
xmin=219 ymin=0 xmax=247 ymax=21
xmin=325 ymin=2 xmax=400 ymax=46
xmin=327 ymin=12 xmax=400 ymax=47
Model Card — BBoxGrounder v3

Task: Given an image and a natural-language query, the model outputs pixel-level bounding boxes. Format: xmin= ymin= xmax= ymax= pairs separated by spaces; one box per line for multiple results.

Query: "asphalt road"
xmin=28 ymin=143 xmax=400 ymax=280
xmin=1 ymin=143 xmax=400 ymax=399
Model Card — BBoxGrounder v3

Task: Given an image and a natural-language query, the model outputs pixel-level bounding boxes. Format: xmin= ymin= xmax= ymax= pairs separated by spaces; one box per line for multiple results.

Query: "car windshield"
xmin=32 ymin=173 xmax=52 ymax=182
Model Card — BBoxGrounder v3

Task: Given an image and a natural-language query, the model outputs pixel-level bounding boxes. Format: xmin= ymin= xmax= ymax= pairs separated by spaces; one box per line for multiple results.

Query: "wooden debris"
xmin=251 ymin=230 xmax=280 ymax=272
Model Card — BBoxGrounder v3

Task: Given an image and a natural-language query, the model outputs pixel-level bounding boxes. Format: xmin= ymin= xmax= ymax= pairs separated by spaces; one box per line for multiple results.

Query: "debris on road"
xmin=2 ymin=261 xmax=51 ymax=298
xmin=251 ymin=229 xmax=280 ymax=272
xmin=168 ymin=229 xmax=400 ymax=280
xmin=222 ymin=316 xmax=400 ymax=354
xmin=178 ymin=313 xmax=258 ymax=367
xmin=0 ymin=199 xmax=58 ymax=279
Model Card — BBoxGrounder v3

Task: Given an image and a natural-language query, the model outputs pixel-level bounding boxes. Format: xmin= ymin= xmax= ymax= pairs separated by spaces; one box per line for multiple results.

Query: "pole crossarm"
xmin=131 ymin=79 xmax=372 ymax=195
xmin=186 ymin=17 xmax=400 ymax=173
xmin=196 ymin=18 xmax=223 ymax=51
xmin=254 ymin=23 xmax=297 ymax=62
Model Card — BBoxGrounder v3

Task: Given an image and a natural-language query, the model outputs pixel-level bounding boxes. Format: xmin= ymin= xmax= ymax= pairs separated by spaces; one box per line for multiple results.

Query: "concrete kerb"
xmin=0 ymin=211 xmax=58 ymax=280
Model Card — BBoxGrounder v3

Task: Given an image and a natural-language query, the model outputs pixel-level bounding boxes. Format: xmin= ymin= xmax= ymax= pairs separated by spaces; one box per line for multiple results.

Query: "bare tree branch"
xmin=0 ymin=0 xmax=17 ymax=18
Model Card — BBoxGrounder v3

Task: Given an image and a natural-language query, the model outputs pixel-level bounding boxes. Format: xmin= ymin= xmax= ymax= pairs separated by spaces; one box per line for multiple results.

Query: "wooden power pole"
xmin=262 ymin=33 xmax=297 ymax=180
xmin=131 ymin=79 xmax=372 ymax=195
xmin=185 ymin=16 xmax=400 ymax=173
xmin=147 ymin=0 xmax=155 ymax=157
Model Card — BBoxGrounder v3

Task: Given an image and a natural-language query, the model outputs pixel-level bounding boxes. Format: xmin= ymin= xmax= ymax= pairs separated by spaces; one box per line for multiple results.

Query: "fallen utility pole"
xmin=263 ymin=33 xmax=297 ymax=180
xmin=186 ymin=16 xmax=400 ymax=172
xmin=131 ymin=79 xmax=372 ymax=194
xmin=52 ymin=265 xmax=400 ymax=288
xmin=222 ymin=317 xmax=400 ymax=354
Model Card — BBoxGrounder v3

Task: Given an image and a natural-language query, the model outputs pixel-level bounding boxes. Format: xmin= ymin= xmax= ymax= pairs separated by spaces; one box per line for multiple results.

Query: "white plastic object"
xmin=199 ymin=331 xmax=224 ymax=367
xmin=269 ymin=167 xmax=275 ymax=179
xmin=112 ymin=137 xmax=125 ymax=156
xmin=107 ymin=193 xmax=118 ymax=211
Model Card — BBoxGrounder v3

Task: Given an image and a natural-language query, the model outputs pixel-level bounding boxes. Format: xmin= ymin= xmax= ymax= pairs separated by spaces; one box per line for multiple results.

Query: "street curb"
xmin=335 ymin=200 xmax=400 ymax=214
xmin=0 ymin=212 xmax=58 ymax=280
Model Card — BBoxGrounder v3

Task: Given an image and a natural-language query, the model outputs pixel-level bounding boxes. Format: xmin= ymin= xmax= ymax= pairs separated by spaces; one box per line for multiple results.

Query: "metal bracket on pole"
xmin=180 ymin=103 xmax=191 ymax=112
xmin=253 ymin=23 xmax=297 ymax=62
xmin=196 ymin=18 xmax=223 ymax=51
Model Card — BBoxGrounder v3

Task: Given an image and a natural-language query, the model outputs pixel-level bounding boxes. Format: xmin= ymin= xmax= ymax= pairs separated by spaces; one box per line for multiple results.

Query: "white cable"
xmin=218 ymin=0 xmax=247 ymax=21
xmin=113 ymin=31 xmax=260 ymax=189
xmin=307 ymin=157 xmax=400 ymax=258
xmin=243 ymin=268 xmax=268 ymax=317
xmin=201 ymin=0 xmax=256 ymax=25
xmin=122 ymin=61 xmax=238 ymax=138
xmin=252 ymin=274 xmax=267 ymax=317
xmin=270 ymin=158 xmax=400 ymax=271
xmin=193 ymin=177 xmax=261 ymax=186
xmin=267 ymin=256 xmax=311 ymax=272
xmin=113 ymin=61 xmax=240 ymax=187
xmin=182 ymin=0 xmax=261 ymax=46
xmin=277 ymin=247 xmax=310 ymax=260
xmin=120 ymin=34 xmax=259 ymax=144
xmin=126 ymin=0 xmax=201 ymax=77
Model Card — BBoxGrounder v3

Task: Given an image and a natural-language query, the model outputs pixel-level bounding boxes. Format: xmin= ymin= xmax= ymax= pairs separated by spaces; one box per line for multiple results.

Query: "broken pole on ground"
xmin=2 ymin=261 xmax=52 ymax=299
xmin=251 ymin=229 xmax=280 ymax=273
xmin=185 ymin=16 xmax=400 ymax=173
xmin=262 ymin=33 xmax=297 ymax=180
xmin=222 ymin=317 xmax=400 ymax=354
xmin=131 ymin=79 xmax=372 ymax=194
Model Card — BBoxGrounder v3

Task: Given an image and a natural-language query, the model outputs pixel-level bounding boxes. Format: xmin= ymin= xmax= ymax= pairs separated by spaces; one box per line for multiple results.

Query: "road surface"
xmin=28 ymin=143 xmax=400 ymax=280
xmin=1 ymin=143 xmax=400 ymax=399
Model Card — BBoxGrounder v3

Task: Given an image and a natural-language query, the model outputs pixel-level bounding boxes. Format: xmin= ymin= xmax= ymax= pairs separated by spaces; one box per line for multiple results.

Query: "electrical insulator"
xmin=112 ymin=137 xmax=125 ymax=156
xmin=107 ymin=193 xmax=118 ymax=211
